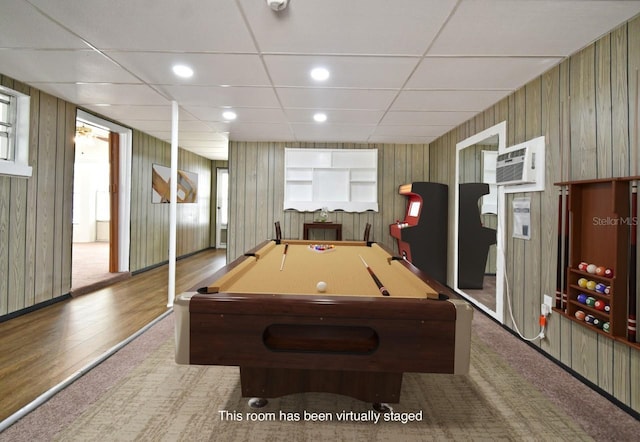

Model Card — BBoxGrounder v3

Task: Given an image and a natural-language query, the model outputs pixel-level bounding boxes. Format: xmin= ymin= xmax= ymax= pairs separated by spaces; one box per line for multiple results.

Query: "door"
xmin=216 ymin=168 xmax=228 ymax=248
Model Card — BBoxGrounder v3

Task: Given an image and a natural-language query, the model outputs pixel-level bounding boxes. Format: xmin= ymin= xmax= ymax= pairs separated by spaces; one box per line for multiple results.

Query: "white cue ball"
xmin=316 ymin=281 xmax=327 ymax=292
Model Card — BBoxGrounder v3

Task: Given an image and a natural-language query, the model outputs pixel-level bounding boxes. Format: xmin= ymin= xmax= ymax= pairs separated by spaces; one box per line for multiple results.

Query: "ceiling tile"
xmin=106 ymin=52 xmax=271 ymax=86
xmin=239 ymin=0 xmax=458 ymax=55
xmin=290 ymin=123 xmax=376 ymax=143
xmin=82 ymin=104 xmax=187 ymax=122
xmin=0 ymin=1 xmax=89 ymax=49
xmin=27 ymin=0 xmax=257 ymax=52
xmin=0 ymin=49 xmax=141 ymax=83
xmin=391 ymin=89 xmax=510 ymax=112
xmin=381 ymin=110 xmax=477 ymax=126
xmin=28 ymin=82 xmax=169 ymax=106
xmin=162 ymin=85 xmax=281 ymax=108
xmin=184 ymin=106 xmax=288 ymax=124
xmin=368 ymin=135 xmax=436 ymax=144
xmin=373 ymin=125 xmax=455 ymax=137
xmin=264 ymin=55 xmax=419 ymax=88
xmin=284 ymin=108 xmax=385 ymax=125
xmin=430 ymin=0 xmax=640 ymax=56
xmin=407 ymin=56 xmax=562 ymax=89
xmin=227 ymin=123 xmax=294 ymax=142
xmin=123 ymin=119 xmax=218 ymax=133
xmin=277 ymin=88 xmax=398 ymax=110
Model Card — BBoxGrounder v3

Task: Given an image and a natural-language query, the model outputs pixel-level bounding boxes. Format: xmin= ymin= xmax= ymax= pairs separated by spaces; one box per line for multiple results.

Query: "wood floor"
xmin=0 ymin=248 xmax=227 ymax=423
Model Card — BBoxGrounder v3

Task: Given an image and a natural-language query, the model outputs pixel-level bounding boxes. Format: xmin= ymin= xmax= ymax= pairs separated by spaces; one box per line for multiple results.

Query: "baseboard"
xmin=0 ymin=294 xmax=72 ymax=323
xmin=131 ymin=247 xmax=218 ymax=276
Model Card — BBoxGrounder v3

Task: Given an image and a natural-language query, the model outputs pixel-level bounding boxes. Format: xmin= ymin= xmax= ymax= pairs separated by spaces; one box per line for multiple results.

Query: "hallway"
xmin=0 ymin=248 xmax=227 ymax=423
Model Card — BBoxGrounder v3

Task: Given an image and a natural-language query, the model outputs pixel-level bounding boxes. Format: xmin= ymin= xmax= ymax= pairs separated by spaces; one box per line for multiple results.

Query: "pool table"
xmin=175 ymin=240 xmax=473 ymax=407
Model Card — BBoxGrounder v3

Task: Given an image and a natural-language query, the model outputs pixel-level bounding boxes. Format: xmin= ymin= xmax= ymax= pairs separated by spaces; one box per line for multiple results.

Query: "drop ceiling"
xmin=1 ymin=0 xmax=640 ymax=160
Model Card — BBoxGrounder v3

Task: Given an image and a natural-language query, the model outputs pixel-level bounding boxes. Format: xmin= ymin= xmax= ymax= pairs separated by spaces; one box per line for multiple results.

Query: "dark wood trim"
xmin=109 ymin=132 xmax=119 ymax=273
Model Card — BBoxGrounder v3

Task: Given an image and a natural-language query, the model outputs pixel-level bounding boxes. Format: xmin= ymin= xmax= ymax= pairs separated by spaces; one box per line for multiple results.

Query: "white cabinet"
xmin=284 ymin=148 xmax=378 ymax=212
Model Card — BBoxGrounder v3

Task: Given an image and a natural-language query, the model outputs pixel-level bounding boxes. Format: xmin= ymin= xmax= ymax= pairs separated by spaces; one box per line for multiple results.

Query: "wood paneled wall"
xmin=0 ymin=76 xmax=75 ymax=316
xmin=226 ymin=142 xmax=430 ymax=262
xmin=429 ymin=17 xmax=640 ymax=413
xmin=129 ymin=131 xmax=214 ymax=273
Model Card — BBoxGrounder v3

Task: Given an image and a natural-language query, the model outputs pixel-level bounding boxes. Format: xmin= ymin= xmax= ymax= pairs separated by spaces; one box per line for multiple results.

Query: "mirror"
xmin=454 ymin=122 xmax=505 ymax=323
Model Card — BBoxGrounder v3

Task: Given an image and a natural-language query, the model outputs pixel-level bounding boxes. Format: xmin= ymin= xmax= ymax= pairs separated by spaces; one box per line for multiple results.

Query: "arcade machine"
xmin=389 ymin=182 xmax=448 ymax=284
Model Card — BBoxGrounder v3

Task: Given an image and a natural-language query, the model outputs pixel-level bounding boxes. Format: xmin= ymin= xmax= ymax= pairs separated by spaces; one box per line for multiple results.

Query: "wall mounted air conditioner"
xmin=496 ymin=136 xmax=545 ymax=192
xmin=496 ymin=146 xmax=535 ymax=185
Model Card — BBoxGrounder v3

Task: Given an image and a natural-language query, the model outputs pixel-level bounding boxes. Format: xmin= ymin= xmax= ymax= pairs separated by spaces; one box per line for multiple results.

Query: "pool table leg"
xmin=240 ymin=366 xmax=402 ymax=404
xmin=373 ymin=402 xmax=393 ymax=413
xmin=248 ymin=397 xmax=269 ymax=408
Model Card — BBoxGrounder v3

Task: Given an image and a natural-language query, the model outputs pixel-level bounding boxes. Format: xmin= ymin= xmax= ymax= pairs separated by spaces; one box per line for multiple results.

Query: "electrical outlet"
xmin=543 ymin=294 xmax=553 ymax=313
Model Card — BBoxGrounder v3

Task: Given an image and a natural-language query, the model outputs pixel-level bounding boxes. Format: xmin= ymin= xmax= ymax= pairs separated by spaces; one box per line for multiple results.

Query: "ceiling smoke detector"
xmin=267 ymin=0 xmax=289 ymax=12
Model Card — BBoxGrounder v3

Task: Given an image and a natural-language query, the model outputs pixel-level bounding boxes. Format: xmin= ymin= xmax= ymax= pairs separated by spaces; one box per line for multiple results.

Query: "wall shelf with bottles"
xmin=555 ymin=177 xmax=638 ymax=348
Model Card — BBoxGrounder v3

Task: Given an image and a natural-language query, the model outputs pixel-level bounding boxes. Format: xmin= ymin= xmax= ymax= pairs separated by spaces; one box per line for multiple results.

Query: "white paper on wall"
xmin=513 ymin=197 xmax=531 ymax=240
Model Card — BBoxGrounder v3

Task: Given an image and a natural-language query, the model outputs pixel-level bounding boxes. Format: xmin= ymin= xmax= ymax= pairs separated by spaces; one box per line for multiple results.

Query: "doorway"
xmin=216 ymin=168 xmax=228 ymax=249
xmin=71 ymin=111 xmax=133 ymax=295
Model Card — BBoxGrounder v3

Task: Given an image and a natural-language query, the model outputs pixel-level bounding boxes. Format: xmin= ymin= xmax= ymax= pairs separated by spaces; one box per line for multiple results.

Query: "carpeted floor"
xmin=71 ymin=242 xmax=129 ymax=296
xmin=3 ymin=311 xmax=638 ymax=441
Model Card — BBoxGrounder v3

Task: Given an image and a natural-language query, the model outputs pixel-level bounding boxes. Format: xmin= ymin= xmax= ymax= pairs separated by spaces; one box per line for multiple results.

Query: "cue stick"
xmin=359 ymin=255 xmax=389 ymax=296
xmin=279 ymin=243 xmax=289 ymax=271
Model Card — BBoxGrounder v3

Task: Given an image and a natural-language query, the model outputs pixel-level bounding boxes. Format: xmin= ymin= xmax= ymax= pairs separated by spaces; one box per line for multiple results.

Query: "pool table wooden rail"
xmin=185 ymin=294 xmax=460 ymax=372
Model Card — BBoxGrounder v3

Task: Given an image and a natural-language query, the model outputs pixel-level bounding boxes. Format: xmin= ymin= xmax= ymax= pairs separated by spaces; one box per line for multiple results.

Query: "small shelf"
xmin=557 ymin=178 xmax=631 ymax=342
xmin=284 ymin=148 xmax=378 ymax=212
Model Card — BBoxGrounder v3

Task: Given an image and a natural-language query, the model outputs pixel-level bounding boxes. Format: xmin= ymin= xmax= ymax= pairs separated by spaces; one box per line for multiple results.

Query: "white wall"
xmin=73 ymin=135 xmax=109 ymax=243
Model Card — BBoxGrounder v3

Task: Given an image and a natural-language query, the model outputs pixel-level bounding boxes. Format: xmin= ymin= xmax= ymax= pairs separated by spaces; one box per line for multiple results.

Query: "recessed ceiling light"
xmin=313 ymin=113 xmax=327 ymax=122
xmin=310 ymin=67 xmax=330 ymax=82
xmin=223 ymin=111 xmax=237 ymax=120
xmin=172 ymin=64 xmax=194 ymax=78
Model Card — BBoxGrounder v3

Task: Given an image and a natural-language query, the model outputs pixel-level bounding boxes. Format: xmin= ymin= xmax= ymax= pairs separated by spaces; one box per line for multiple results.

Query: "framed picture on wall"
xmin=152 ymin=164 xmax=198 ymax=203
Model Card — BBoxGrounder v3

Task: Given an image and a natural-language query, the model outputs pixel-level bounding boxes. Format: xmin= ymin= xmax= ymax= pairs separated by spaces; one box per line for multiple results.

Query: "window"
xmin=0 ymin=91 xmax=12 ymax=160
xmin=0 ymin=85 xmax=31 ymax=177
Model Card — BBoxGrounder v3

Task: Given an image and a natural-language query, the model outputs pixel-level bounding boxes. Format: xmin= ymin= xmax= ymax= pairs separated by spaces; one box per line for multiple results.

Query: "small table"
xmin=303 ymin=222 xmax=342 ymax=240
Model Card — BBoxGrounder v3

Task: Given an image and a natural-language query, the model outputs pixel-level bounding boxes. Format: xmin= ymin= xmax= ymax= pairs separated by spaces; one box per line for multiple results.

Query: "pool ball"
xmin=595 ymin=283 xmax=606 ymax=293
xmin=586 ymin=297 xmax=596 ymax=307
xmin=578 ymin=278 xmax=588 ymax=288
xmin=603 ymin=322 xmax=611 ymax=333
xmin=604 ymin=286 xmax=611 ymax=295
xmin=593 ymin=318 xmax=604 ymax=329
xmin=595 ymin=266 xmax=605 ymax=276
xmin=578 ymin=262 xmax=588 ymax=271
xmin=316 ymin=281 xmax=327 ymax=292
xmin=604 ymin=304 xmax=610 ymax=313
xmin=585 ymin=314 xmax=595 ymax=324
xmin=577 ymin=293 xmax=588 ymax=304
xmin=586 ymin=264 xmax=597 ymax=274
xmin=604 ymin=268 xmax=614 ymax=278
xmin=575 ymin=310 xmax=586 ymax=321
xmin=586 ymin=280 xmax=597 ymax=291
xmin=594 ymin=300 xmax=606 ymax=311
